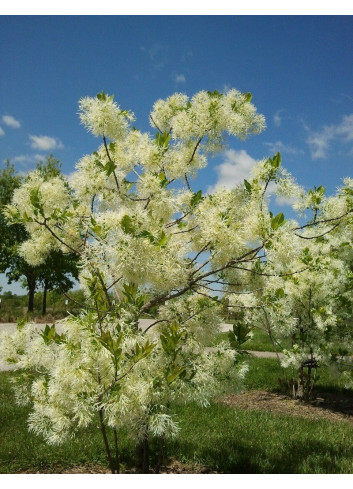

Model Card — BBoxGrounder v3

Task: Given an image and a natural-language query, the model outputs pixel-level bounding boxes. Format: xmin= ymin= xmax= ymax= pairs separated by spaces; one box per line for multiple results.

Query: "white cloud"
xmin=264 ymin=141 xmax=303 ymax=156
xmin=306 ymin=113 xmax=353 ymax=159
xmin=266 ymin=180 xmax=299 ymax=207
xmin=208 ymin=149 xmax=257 ymax=193
xmin=175 ymin=74 xmax=186 ymax=83
xmin=273 ymin=110 xmax=284 ymax=127
xmin=307 ymin=127 xmax=334 ymax=159
xmin=29 ymin=135 xmax=64 ymax=151
xmin=208 ymin=149 xmax=298 ymax=207
xmin=2 ymin=115 xmax=21 ymax=129
xmin=275 ymin=195 xmax=299 ymax=206
xmin=0 ymin=127 xmax=4 ymax=136
xmin=140 ymin=43 xmax=168 ymax=71
xmin=335 ymin=114 xmax=353 ymax=141
xmin=12 ymin=154 xmax=45 ymax=165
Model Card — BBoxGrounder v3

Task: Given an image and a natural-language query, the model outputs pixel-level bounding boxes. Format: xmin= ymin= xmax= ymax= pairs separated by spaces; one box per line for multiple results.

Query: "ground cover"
xmin=0 ymin=291 xmax=84 ymax=323
xmin=0 ymin=356 xmax=352 ymax=474
xmin=213 ymin=328 xmax=292 ymax=352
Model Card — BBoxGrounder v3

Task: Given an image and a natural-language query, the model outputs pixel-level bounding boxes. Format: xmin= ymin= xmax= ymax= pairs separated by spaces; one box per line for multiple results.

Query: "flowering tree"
xmin=226 ymin=181 xmax=353 ymax=398
xmin=0 ymin=157 xmax=78 ymax=313
xmin=2 ymin=88 xmax=353 ymax=472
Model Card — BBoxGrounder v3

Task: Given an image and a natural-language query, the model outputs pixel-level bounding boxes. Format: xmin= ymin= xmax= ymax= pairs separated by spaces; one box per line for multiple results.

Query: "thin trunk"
xmin=136 ymin=434 xmax=150 ymax=474
xmin=297 ymin=365 xmax=304 ymax=399
xmin=113 ymin=427 xmax=120 ymax=474
xmin=27 ymin=276 xmax=36 ymax=313
xmin=42 ymin=279 xmax=48 ymax=315
xmin=98 ymin=408 xmax=116 ymax=474
xmin=157 ymin=401 xmax=170 ymax=473
xmin=262 ymin=307 xmax=290 ymax=393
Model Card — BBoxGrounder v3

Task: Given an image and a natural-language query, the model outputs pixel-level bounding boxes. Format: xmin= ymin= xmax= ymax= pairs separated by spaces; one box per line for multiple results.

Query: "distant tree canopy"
xmin=0 ymin=156 xmax=79 ymax=313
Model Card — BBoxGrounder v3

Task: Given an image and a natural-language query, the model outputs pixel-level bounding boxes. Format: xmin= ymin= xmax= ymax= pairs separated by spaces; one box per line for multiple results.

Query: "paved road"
xmin=0 ymin=320 xmax=283 ymax=371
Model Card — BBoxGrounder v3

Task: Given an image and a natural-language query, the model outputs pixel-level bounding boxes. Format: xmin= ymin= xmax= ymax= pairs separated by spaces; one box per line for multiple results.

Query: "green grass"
xmin=244 ymin=356 xmax=351 ymax=393
xmin=1 ymin=358 xmax=352 ymax=474
xmin=213 ymin=328 xmax=292 ymax=351
xmin=0 ymin=290 xmax=86 ymax=323
xmin=0 ymin=371 xmax=139 ymax=473
xmin=168 ymin=402 xmax=353 ymax=473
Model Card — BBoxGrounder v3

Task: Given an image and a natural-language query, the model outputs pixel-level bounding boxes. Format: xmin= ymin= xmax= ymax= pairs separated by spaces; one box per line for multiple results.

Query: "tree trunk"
xmin=296 ymin=366 xmax=304 ymax=399
xmin=27 ymin=275 xmax=36 ymax=313
xmin=136 ymin=435 xmax=150 ymax=473
xmin=98 ymin=408 xmax=117 ymax=474
xmin=42 ymin=280 xmax=48 ymax=315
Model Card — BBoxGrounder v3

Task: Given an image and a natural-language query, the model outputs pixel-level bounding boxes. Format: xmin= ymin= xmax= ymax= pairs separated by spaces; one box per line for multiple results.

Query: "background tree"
xmin=38 ymin=250 xmax=79 ymax=315
xmin=225 ymin=182 xmax=353 ymax=398
xmin=0 ymin=159 xmax=35 ymax=309
xmin=0 ymin=156 xmax=78 ymax=313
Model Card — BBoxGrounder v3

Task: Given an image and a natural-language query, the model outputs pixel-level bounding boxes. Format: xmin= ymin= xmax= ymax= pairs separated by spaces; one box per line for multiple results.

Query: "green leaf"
xmin=158 ymin=171 xmax=168 ymax=188
xmin=155 ymin=131 xmax=171 ymax=148
xmin=271 ymin=212 xmax=286 ymax=230
xmin=190 ymin=190 xmax=203 ymax=207
xmin=275 ymin=288 xmax=284 ymax=299
xmin=98 ymin=331 xmax=123 ymax=363
xmin=166 ymin=366 xmax=186 ymax=384
xmin=157 ymin=230 xmax=168 ymax=248
xmin=105 ymin=160 xmax=117 ymax=177
xmin=29 ymin=188 xmax=44 ymax=216
xmin=132 ymin=339 xmax=156 ymax=362
xmin=122 ymin=179 xmax=135 ymax=191
xmin=94 ymin=158 xmax=104 ymax=170
xmin=272 ymin=152 xmax=281 ymax=169
xmin=40 ymin=324 xmax=66 ymax=345
xmin=22 ymin=211 xmax=33 ymax=223
xmin=244 ymin=179 xmax=252 ymax=193
xmin=96 ymin=91 xmax=107 ymax=101
xmin=228 ymin=323 xmax=252 ymax=349
xmin=138 ymin=230 xmax=155 ymax=243
xmin=160 ymin=321 xmax=187 ymax=356
xmin=207 ymin=89 xmax=222 ymax=98
xmin=121 ymin=215 xmax=135 ymax=235
xmin=122 ymin=283 xmax=138 ymax=301
xmin=16 ymin=317 xmax=27 ymax=331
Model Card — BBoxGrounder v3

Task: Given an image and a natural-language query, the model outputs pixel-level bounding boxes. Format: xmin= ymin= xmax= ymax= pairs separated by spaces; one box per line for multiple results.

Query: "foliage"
xmin=0 ymin=289 xmax=82 ymax=323
xmin=226 ymin=202 xmax=353 ymax=398
xmin=0 ymin=156 xmax=78 ymax=312
xmin=2 ymin=88 xmax=353 ymax=472
xmin=1 ymin=367 xmax=353 ymax=474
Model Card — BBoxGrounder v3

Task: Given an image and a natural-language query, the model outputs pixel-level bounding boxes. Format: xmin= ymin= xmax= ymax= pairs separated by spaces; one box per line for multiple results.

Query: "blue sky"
xmin=1 ymin=15 xmax=353 ymax=293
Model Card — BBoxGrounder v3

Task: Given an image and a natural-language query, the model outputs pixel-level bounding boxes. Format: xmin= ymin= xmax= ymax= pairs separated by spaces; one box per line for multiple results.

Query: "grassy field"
xmin=0 ymin=290 xmax=86 ymax=323
xmin=0 ymin=291 xmax=156 ymax=323
xmin=213 ymin=328 xmax=292 ymax=352
xmin=1 ymin=357 xmax=352 ymax=474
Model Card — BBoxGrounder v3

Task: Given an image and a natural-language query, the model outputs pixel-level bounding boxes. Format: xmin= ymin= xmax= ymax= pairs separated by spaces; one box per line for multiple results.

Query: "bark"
xmin=296 ymin=365 xmax=304 ymax=399
xmin=42 ymin=279 xmax=48 ymax=315
xmin=98 ymin=408 xmax=116 ymax=474
xmin=27 ymin=275 xmax=36 ymax=313
xmin=136 ymin=435 xmax=150 ymax=474
xmin=113 ymin=427 xmax=120 ymax=474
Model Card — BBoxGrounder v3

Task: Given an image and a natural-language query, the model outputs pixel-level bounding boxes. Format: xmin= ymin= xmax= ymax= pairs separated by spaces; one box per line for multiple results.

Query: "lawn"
xmin=1 ymin=356 xmax=352 ymax=474
xmin=213 ymin=327 xmax=292 ymax=352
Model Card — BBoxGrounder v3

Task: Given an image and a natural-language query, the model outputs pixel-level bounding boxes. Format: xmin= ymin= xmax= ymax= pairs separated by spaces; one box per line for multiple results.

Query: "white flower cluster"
xmin=151 ymin=90 xmax=266 ymax=146
xmin=79 ymin=94 xmax=134 ymax=140
xmin=4 ymin=87 xmax=353 ymax=457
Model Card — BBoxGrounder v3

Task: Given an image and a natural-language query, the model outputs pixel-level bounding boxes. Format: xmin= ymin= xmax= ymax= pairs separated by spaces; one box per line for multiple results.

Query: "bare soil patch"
xmin=220 ymin=389 xmax=353 ymax=424
xmin=17 ymin=459 xmax=214 ymax=474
